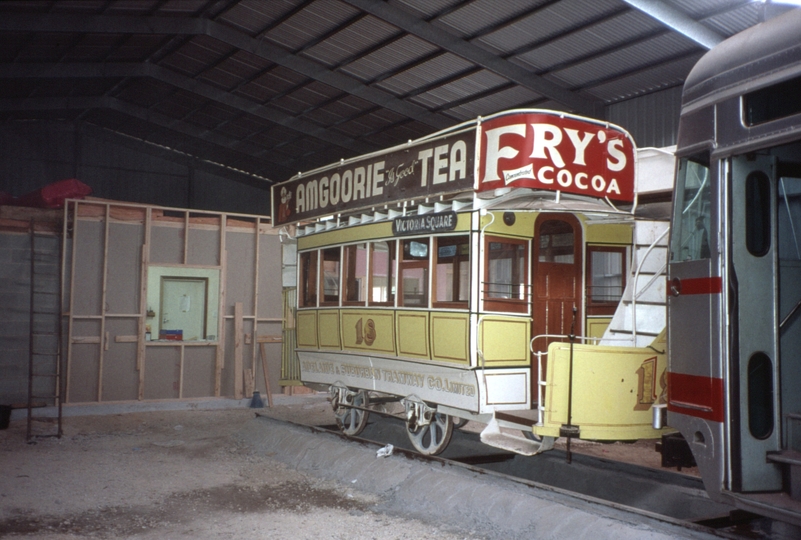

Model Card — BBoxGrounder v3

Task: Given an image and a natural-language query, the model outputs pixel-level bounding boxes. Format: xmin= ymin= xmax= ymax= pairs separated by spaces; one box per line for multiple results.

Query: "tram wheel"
xmin=334 ymin=389 xmax=370 ymax=436
xmin=406 ymin=412 xmax=454 ymax=455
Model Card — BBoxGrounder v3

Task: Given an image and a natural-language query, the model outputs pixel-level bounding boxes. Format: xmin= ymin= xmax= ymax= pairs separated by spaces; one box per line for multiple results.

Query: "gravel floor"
xmin=0 ymin=395 xmax=485 ymax=540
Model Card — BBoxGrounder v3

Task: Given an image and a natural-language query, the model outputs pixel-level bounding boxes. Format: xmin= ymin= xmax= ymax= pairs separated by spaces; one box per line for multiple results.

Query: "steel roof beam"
xmin=0 ymin=95 xmax=295 ymax=176
xmin=0 ymin=62 xmax=379 ymax=157
xmin=79 ymin=122 xmax=275 ymax=188
xmin=341 ymin=0 xmax=601 ymax=116
xmin=621 ymin=0 xmax=725 ymax=49
xmin=0 ymin=13 xmax=454 ymax=131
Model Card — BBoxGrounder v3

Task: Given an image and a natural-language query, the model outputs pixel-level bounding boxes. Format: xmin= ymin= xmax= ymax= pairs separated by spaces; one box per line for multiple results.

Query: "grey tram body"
xmin=668 ymin=8 xmax=801 ymax=525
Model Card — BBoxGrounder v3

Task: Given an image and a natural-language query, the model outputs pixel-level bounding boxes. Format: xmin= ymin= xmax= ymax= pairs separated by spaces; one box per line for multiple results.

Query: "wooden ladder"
xmin=26 ymin=218 xmax=64 ymax=441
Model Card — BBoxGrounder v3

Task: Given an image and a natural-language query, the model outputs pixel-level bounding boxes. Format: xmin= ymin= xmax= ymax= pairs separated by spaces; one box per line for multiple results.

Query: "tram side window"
xmin=586 ymin=246 xmax=626 ymax=315
xmin=670 ymin=154 xmax=711 ymax=261
xmin=344 ymin=243 xmax=368 ymax=305
xmin=434 ymin=235 xmax=470 ymax=308
xmin=778 ymin=176 xmax=801 ymax=260
xmin=400 ymin=239 xmax=429 ymax=307
xmin=484 ymin=236 xmax=528 ymax=312
xmin=299 ymin=250 xmax=318 ymax=308
xmin=370 ymin=240 xmax=396 ymax=305
xmin=320 ymin=247 xmax=341 ymax=305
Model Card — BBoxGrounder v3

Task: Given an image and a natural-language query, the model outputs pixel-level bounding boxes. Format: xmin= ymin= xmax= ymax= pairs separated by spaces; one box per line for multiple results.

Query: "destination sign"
xmin=392 ymin=211 xmax=457 ymax=236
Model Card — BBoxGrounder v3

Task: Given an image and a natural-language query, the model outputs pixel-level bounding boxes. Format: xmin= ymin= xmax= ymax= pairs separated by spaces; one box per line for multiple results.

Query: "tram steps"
xmin=479 ymin=417 xmax=554 ymax=456
xmin=601 ymin=221 xmax=669 ymax=348
xmin=767 ymin=449 xmax=801 ymax=501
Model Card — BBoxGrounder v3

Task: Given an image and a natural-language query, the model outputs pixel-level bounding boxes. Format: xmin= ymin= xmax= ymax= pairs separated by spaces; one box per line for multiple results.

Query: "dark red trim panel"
xmin=667 ymin=371 xmax=725 ymax=423
xmin=679 ymin=277 xmax=723 ymax=295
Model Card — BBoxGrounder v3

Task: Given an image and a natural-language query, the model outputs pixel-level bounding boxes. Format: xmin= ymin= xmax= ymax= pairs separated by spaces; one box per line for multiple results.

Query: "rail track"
xmin=310 ymin=413 xmax=799 ymax=540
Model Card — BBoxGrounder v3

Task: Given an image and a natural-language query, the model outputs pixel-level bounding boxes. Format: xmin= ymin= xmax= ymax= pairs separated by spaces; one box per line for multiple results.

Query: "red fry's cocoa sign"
xmin=477 ymin=112 xmax=636 ymax=202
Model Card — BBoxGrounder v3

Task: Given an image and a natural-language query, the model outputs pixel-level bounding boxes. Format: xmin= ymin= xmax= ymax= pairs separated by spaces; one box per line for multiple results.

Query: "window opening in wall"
xmin=586 ymin=246 xmax=626 ymax=315
xmin=484 ymin=236 xmax=528 ymax=312
xmin=370 ymin=240 xmax=396 ymax=305
xmin=321 ymin=247 xmax=341 ymax=305
xmin=400 ymin=239 xmax=429 ymax=307
xmin=434 ymin=235 xmax=469 ymax=307
xmin=147 ymin=266 xmax=220 ymax=342
xmin=344 ymin=243 xmax=368 ymax=305
xmin=299 ymin=250 xmax=318 ymax=307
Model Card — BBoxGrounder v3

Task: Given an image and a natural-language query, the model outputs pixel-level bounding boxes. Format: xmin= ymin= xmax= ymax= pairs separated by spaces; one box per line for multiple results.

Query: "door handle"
xmin=670 ymin=277 xmax=682 ymax=297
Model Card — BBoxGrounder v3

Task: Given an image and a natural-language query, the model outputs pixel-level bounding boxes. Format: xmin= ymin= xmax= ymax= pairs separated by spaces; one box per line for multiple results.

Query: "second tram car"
xmin=273 ymin=109 xmax=675 ymax=457
xmin=667 ymin=8 xmax=801 ymax=525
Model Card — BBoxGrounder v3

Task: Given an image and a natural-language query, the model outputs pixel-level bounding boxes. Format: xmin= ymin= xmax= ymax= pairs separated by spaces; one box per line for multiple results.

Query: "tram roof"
xmin=682 ymin=9 xmax=801 ymax=112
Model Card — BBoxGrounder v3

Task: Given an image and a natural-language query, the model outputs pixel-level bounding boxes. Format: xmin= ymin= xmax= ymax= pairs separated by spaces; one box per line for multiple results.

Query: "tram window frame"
xmin=399 ymin=238 xmax=429 ymax=308
xmin=743 ymin=74 xmax=801 ymax=127
xmin=298 ymin=250 xmax=318 ymax=308
xmin=433 ymin=235 xmax=470 ymax=309
xmin=320 ymin=247 xmax=341 ymax=306
xmin=483 ymin=236 xmax=529 ymax=313
xmin=369 ymin=240 xmax=396 ymax=306
xmin=586 ymin=246 xmax=626 ymax=316
xmin=343 ymin=242 xmax=369 ymax=306
xmin=670 ymin=153 xmax=712 ymax=262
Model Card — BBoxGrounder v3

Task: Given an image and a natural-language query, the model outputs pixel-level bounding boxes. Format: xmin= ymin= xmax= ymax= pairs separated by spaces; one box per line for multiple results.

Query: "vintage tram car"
xmin=272 ymin=108 xmax=674 ymax=457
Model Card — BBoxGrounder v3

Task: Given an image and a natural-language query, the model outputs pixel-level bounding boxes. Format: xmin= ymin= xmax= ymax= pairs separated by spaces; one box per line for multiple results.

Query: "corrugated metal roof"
xmin=0 ymin=0 xmax=771 ymax=185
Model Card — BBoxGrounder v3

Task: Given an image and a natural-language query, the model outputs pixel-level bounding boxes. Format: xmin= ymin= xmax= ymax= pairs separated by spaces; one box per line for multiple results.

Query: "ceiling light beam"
xmin=622 ymin=0 xmax=725 ymax=49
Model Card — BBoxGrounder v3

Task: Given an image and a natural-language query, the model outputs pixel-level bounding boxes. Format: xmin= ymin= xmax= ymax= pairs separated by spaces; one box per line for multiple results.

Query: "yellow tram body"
xmin=275 ymin=108 xmax=674 ymax=454
xmin=534 ymin=332 xmax=667 ymax=440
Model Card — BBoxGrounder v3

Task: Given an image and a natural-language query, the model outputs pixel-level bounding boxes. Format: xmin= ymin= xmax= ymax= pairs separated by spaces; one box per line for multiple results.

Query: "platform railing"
xmin=629 ymin=226 xmax=669 ymax=344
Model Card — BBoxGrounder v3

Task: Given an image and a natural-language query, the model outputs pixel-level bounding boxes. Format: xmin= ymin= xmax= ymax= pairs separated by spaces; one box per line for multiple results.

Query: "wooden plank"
xmin=234 ymin=301 xmax=243 ymax=399
xmin=251 ymin=217 xmax=260 ymax=396
xmin=138 ymin=207 xmax=152 ymax=400
xmin=72 ymin=336 xmax=101 ymax=344
xmin=97 ymin=203 xmax=110 ymax=402
xmin=244 ymin=368 xmax=254 ymax=397
xmin=115 ymin=335 xmax=138 ymax=343
xmin=179 ymin=345 xmax=185 ymax=399
xmin=259 ymin=343 xmax=274 ymax=408
xmin=214 ymin=216 xmax=227 ymax=398
xmin=256 ymin=335 xmax=283 ymax=343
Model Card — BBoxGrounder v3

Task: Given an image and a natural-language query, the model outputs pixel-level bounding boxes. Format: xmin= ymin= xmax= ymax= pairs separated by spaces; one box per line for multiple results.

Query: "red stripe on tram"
xmin=667 ymin=372 xmax=725 ymax=423
xmin=678 ymin=277 xmax=723 ymax=295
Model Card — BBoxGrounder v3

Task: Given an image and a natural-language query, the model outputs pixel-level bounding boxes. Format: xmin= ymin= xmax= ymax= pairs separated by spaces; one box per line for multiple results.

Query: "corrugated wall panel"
xmin=605 ymin=86 xmax=682 ymax=149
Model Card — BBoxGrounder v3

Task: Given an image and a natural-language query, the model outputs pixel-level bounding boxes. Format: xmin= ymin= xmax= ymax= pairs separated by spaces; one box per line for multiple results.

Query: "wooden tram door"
xmin=532 ymin=214 xmax=582 ymax=364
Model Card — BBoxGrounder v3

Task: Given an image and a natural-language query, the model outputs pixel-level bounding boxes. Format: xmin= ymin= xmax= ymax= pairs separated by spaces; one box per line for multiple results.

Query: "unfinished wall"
xmin=61 ymin=201 xmax=282 ymax=404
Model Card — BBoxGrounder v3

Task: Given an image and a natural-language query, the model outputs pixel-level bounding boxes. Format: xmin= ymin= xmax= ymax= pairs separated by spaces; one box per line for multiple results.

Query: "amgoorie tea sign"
xmin=476 ymin=112 xmax=636 ymax=202
xmin=272 ymin=130 xmax=475 ymax=226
